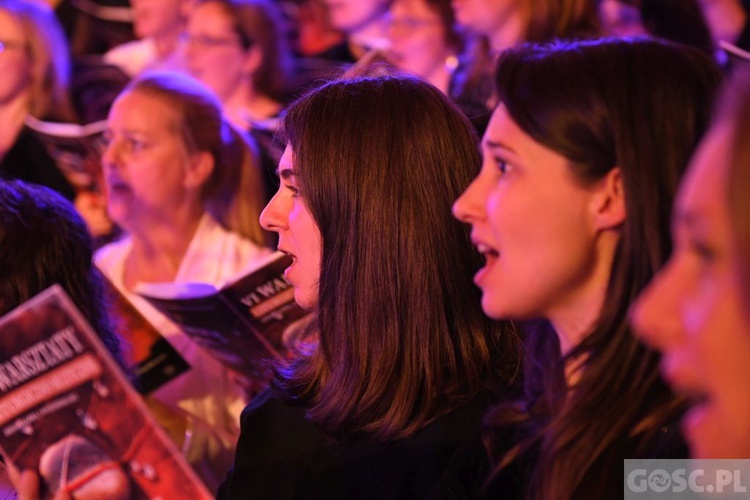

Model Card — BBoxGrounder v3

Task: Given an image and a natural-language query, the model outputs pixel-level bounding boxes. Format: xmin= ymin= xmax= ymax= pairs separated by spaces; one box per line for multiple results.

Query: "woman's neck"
xmin=548 ymin=232 xmax=619 ymax=383
xmin=0 ymin=93 xmax=31 ymax=161
xmin=122 ymin=208 xmax=203 ymax=289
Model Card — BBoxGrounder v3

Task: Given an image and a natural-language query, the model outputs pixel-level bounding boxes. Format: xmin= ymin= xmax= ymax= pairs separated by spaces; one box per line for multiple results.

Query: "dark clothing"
xmin=0 ymin=127 xmax=76 ymax=200
xmin=217 ymin=391 xmax=497 ymax=500
xmin=435 ymin=414 xmax=688 ymax=499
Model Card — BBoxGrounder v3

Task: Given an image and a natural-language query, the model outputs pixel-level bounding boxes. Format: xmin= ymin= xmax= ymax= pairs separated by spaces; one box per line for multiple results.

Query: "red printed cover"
xmin=0 ymin=285 xmax=212 ymax=499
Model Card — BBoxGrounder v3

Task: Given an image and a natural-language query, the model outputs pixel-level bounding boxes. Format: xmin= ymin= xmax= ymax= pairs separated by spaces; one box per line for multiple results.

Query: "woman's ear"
xmin=242 ymin=45 xmax=263 ymax=78
xmin=590 ymin=167 xmax=626 ymax=231
xmin=184 ymin=151 xmax=215 ymax=190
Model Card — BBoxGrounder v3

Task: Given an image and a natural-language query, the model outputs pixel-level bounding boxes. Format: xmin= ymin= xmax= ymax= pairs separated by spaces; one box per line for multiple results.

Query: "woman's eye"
xmin=284 ymin=184 xmax=300 ymax=197
xmin=129 ymin=139 xmax=146 ymax=152
xmin=495 ymin=157 xmax=510 ymax=174
xmin=691 ymin=240 xmax=716 ymax=263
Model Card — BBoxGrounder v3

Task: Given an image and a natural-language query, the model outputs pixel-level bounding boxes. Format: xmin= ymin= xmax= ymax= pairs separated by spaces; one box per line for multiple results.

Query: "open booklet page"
xmin=135 ymin=251 xmax=309 ymax=380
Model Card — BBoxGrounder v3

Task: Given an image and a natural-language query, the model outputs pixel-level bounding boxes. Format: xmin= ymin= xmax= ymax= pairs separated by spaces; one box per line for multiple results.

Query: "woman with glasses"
xmin=185 ymin=0 xmax=294 ymax=203
xmin=184 ymin=0 xmax=292 ymax=130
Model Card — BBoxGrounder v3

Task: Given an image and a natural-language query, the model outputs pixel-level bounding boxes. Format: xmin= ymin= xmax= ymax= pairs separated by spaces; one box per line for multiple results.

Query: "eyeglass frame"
xmin=181 ymin=32 xmax=253 ymax=50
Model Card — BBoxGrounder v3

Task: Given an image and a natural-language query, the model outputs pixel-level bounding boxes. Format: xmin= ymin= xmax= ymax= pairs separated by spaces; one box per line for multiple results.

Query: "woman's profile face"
xmin=631 ymin=121 xmax=750 ymax=459
xmin=101 ymin=90 xmax=201 ymax=229
xmin=185 ymin=1 xmax=248 ymax=101
xmin=453 ymin=104 xmax=607 ymax=330
xmin=0 ymin=10 xmax=31 ymax=105
xmin=260 ymin=146 xmax=322 ymax=310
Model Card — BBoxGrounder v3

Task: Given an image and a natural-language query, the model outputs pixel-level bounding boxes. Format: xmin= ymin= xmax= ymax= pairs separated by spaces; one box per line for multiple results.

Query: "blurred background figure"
xmin=450 ymin=0 xmax=600 ymax=134
xmin=597 ymin=0 xmax=647 ymax=36
xmin=184 ymin=0 xmax=292 ymax=130
xmin=698 ymin=0 xmax=750 ymax=65
xmin=280 ymin=0 xmax=346 ymax=60
xmin=104 ymin=0 xmax=193 ymax=76
xmin=0 ymin=0 xmax=78 ymax=200
xmin=0 ymin=0 xmax=129 ymax=244
xmin=184 ymin=0 xmax=294 ymax=203
xmin=95 ymin=72 xmax=270 ymax=492
xmin=631 ymin=70 xmax=750 ymax=459
xmin=384 ymin=0 xmax=461 ymax=95
xmin=320 ymin=0 xmax=391 ymax=60
xmin=598 ymin=0 xmax=715 ymax=56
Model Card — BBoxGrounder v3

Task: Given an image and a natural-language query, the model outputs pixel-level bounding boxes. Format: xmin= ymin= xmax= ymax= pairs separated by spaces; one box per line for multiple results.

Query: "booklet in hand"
xmin=0 ymin=285 xmax=212 ymax=499
xmin=134 ymin=251 xmax=309 ymax=380
xmin=104 ymin=277 xmax=191 ymax=395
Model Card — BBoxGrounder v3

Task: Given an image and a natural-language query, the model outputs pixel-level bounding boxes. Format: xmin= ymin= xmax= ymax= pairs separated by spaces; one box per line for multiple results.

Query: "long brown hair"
xmin=274 ymin=75 xmax=521 ymax=441
xmin=0 ymin=180 xmax=125 ymax=370
xmin=483 ymin=38 xmax=722 ymax=499
xmin=723 ymin=69 xmax=750 ymax=311
xmin=126 ymin=72 xmax=271 ymax=246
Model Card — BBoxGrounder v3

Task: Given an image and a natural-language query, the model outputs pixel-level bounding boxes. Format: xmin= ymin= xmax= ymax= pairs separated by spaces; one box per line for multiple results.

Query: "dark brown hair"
xmin=424 ymin=0 xmax=464 ymax=53
xmin=606 ymin=0 xmax=715 ymax=55
xmin=0 ymin=180 xmax=124 ymax=369
xmin=274 ymin=75 xmax=521 ymax=441
xmin=722 ymin=69 xmax=750 ymax=310
xmin=524 ymin=0 xmax=601 ymax=42
xmin=484 ymin=38 xmax=722 ymax=499
xmin=125 ymin=72 xmax=270 ymax=246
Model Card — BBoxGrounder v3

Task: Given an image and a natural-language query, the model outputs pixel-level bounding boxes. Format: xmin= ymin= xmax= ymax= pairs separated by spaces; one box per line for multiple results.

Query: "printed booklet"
xmin=0 ymin=285 xmax=212 ymax=499
xmin=134 ymin=251 xmax=308 ymax=380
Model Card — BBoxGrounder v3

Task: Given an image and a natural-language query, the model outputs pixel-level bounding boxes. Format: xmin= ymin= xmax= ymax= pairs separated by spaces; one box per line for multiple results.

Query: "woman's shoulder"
xmin=218 ymin=392 xmax=330 ymax=499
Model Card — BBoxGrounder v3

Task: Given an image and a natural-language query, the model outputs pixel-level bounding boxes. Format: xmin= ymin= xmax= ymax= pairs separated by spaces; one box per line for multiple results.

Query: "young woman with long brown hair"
xmin=218 ymin=74 xmax=521 ymax=499
xmin=451 ymin=37 xmax=722 ymax=498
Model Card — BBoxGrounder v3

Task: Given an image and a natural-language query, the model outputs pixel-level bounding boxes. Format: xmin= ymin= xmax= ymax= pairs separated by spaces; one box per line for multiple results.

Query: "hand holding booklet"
xmin=134 ymin=251 xmax=309 ymax=380
xmin=0 ymin=285 xmax=212 ymax=499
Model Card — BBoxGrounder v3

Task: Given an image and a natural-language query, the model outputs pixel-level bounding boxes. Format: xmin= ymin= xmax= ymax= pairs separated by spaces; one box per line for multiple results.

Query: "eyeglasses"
xmin=0 ymin=40 xmax=25 ymax=53
xmin=382 ymin=13 xmax=440 ymax=32
xmin=181 ymin=33 xmax=244 ymax=49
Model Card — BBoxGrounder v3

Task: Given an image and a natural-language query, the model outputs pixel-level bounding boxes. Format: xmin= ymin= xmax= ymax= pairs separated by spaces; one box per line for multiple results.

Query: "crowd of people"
xmin=1 ymin=0 xmax=750 ymax=498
